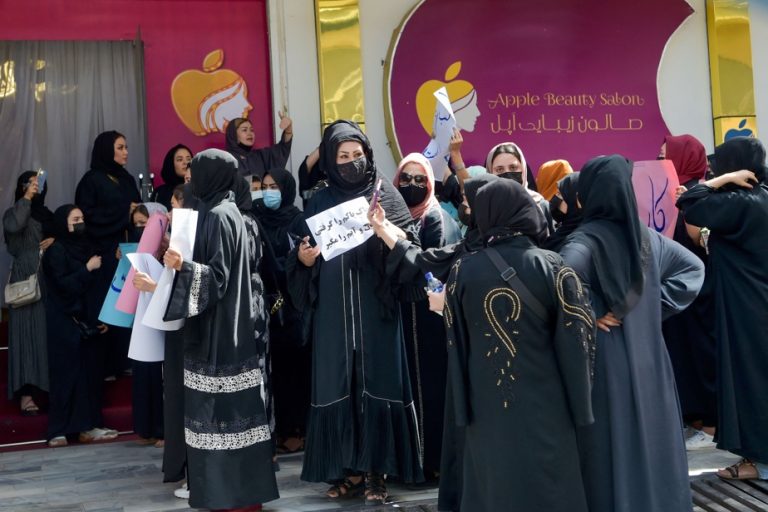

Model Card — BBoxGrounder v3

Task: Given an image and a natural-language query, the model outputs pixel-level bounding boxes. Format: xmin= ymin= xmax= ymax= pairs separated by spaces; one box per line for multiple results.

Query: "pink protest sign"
xmin=632 ymin=160 xmax=680 ymax=238
xmin=116 ymin=212 xmax=169 ymax=314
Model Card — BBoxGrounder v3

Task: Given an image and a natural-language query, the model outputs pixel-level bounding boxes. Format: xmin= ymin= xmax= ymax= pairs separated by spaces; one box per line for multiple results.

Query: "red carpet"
xmin=0 ymin=313 xmax=134 ymax=450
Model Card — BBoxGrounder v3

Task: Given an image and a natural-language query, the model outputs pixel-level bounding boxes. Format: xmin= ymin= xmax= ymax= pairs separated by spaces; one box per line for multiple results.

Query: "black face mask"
xmin=72 ymin=222 xmax=86 ymax=235
xmin=131 ymin=226 xmax=145 ymax=243
xmin=499 ymin=171 xmax=524 ymax=184
xmin=458 ymin=203 xmax=472 ymax=226
xmin=337 ymin=156 xmax=368 ymax=185
xmin=550 ymin=196 xmax=566 ymax=223
xmin=398 ymin=185 xmax=429 ymax=207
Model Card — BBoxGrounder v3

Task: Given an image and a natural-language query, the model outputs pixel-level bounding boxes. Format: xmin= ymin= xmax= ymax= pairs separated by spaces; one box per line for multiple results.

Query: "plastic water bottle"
xmin=425 ymin=272 xmax=443 ymax=293
xmin=425 ymin=272 xmax=444 ymax=316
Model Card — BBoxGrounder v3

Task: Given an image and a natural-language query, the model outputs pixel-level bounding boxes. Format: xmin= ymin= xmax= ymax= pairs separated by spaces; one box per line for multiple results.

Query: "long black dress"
xmin=443 ymin=179 xmax=595 ymax=512
xmin=164 ymin=150 xmax=278 ymax=509
xmin=75 ymin=132 xmax=140 ymax=376
xmin=399 ymin=207 xmax=461 ymax=477
xmin=254 ymin=168 xmax=311 ymax=443
xmin=677 ymin=176 xmax=768 ymax=464
xmin=287 ymin=121 xmax=423 ymax=483
xmin=560 ymin=155 xmax=703 ymax=512
xmin=43 ymin=206 xmax=106 ymax=440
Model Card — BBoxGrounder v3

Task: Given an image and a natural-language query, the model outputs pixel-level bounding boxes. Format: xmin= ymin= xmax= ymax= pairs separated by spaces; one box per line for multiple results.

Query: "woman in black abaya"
xmin=286 ymin=120 xmax=423 ymax=505
xmin=164 ymin=149 xmax=278 ymax=510
xmin=677 ymin=137 xmax=768 ymax=481
xmin=560 ymin=155 xmax=704 ymax=512
xmin=225 ymin=116 xmax=292 ymax=178
xmin=253 ymin=168 xmax=311 ymax=452
xmin=440 ymin=178 xmax=595 ymax=512
xmin=542 ymin=172 xmax=581 ymax=252
xmin=151 ymin=144 xmax=192 ymax=210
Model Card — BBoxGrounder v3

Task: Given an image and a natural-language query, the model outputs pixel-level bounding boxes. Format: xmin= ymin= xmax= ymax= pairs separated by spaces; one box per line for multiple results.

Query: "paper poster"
xmin=305 ymin=197 xmax=374 ymax=261
xmin=632 ymin=159 xmax=680 ymax=238
xmin=143 ymin=208 xmax=199 ymax=331
xmin=422 ymin=87 xmax=456 ymax=181
xmin=97 ymin=243 xmax=139 ymax=327
xmin=126 ymin=253 xmax=165 ymax=362
xmin=116 ymin=212 xmax=169 ymax=314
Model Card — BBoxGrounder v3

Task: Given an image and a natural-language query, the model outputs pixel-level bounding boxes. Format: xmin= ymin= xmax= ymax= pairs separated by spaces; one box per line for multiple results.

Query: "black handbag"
xmin=72 ymin=317 xmax=101 ymax=340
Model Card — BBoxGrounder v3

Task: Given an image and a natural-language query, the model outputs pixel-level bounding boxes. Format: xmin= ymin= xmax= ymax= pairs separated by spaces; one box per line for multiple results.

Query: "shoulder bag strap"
xmin=484 ymin=246 xmax=549 ymax=323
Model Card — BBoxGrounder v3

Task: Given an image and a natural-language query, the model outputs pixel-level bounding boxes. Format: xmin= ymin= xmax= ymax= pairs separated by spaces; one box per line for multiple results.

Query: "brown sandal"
xmin=718 ymin=459 xmax=759 ymax=480
xmin=325 ymin=477 xmax=364 ymax=499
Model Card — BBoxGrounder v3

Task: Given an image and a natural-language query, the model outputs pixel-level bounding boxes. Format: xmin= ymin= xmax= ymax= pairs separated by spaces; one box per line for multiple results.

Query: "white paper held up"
xmin=305 ymin=197 xmax=374 ymax=261
xmin=125 ymin=253 xmax=165 ymax=362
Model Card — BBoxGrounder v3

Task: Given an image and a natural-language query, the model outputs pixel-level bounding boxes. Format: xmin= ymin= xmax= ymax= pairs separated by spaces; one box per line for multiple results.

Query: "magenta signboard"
xmin=385 ymin=0 xmax=693 ymax=171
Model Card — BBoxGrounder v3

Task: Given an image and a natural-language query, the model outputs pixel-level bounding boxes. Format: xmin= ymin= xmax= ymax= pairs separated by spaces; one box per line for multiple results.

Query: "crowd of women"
xmin=5 ymin=111 xmax=768 ymax=511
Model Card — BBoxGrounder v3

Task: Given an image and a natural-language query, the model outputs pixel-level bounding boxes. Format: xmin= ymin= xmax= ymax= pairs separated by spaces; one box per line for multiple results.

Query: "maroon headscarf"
xmin=664 ymin=134 xmax=707 ymax=185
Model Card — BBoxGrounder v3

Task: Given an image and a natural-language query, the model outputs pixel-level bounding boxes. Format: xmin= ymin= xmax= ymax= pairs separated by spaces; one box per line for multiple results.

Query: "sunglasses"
xmin=398 ymin=173 xmax=428 ymax=186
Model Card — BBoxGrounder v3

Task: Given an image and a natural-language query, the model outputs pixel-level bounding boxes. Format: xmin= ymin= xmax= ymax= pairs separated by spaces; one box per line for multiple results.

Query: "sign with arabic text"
xmin=305 ymin=197 xmax=374 ymax=261
xmin=632 ymin=160 xmax=680 ymax=238
xmin=385 ymin=0 xmax=692 ymax=171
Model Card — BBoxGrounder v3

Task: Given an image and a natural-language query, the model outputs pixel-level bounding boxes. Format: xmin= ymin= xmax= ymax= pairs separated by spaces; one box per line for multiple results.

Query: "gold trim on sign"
xmin=706 ymin=0 xmax=758 ymax=143
xmin=315 ymin=0 xmax=366 ymax=133
xmin=382 ymin=0 xmax=426 ymax=165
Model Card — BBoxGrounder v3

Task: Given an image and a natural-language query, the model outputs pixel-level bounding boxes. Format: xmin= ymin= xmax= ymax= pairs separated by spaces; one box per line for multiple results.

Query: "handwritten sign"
xmin=632 ymin=160 xmax=680 ymax=238
xmin=305 ymin=197 xmax=374 ymax=261
xmin=143 ymin=208 xmax=198 ymax=331
xmin=126 ymin=253 xmax=165 ymax=362
xmin=422 ymin=87 xmax=456 ymax=181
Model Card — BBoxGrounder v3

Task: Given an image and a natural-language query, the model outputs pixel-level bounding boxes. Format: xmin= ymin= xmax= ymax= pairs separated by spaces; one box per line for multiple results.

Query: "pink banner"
xmin=386 ymin=0 xmax=692 ymax=172
xmin=632 ymin=160 xmax=680 ymax=238
xmin=2 ymin=1 xmax=273 ymax=182
xmin=116 ymin=213 xmax=169 ymax=314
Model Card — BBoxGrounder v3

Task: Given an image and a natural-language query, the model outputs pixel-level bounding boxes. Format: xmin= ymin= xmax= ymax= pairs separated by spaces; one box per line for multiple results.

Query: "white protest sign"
xmin=143 ymin=208 xmax=198 ymax=331
xmin=305 ymin=197 xmax=374 ymax=261
xmin=422 ymin=87 xmax=456 ymax=181
xmin=126 ymin=253 xmax=165 ymax=362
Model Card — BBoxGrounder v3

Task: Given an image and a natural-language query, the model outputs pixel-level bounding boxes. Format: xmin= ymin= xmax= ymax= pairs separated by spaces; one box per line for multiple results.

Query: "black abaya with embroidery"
xmin=442 ymin=179 xmax=595 ymax=512
xmin=164 ymin=150 xmax=277 ymax=509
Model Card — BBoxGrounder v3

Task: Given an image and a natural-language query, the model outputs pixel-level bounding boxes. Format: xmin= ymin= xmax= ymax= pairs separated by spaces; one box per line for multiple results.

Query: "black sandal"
xmin=325 ymin=477 xmax=364 ymax=499
xmin=364 ymin=473 xmax=388 ymax=506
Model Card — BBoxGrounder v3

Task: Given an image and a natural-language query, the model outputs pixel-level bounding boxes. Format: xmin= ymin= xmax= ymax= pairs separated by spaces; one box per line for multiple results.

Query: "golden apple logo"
xmin=416 ymin=61 xmax=480 ymax=135
xmin=171 ymin=50 xmax=253 ymax=136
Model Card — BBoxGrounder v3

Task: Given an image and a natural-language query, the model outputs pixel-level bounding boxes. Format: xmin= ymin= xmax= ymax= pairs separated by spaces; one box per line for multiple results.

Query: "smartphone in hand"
xmin=369 ymin=178 xmax=383 ymax=213
xmin=36 ymin=169 xmax=47 ymax=191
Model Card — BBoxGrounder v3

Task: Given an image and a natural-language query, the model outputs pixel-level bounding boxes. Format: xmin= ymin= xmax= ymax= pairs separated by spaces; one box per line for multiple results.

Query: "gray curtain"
xmin=0 ymin=40 xmax=147 ymax=285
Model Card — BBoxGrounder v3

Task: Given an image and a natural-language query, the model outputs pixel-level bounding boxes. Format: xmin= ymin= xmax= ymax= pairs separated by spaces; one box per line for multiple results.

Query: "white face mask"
xmin=251 ymin=190 xmax=263 ymax=201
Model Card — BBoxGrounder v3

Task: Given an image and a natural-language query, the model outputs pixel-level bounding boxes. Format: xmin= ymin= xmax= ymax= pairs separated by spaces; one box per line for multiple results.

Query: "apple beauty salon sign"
xmin=384 ymin=0 xmax=693 ymax=171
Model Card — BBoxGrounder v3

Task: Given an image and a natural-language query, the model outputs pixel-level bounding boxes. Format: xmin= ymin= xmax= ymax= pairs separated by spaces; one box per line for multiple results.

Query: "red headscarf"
xmin=393 ymin=153 xmax=440 ymax=220
xmin=664 ymin=134 xmax=708 ymax=185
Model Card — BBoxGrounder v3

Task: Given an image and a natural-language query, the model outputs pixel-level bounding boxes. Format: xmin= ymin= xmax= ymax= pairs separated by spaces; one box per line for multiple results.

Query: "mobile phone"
xmin=36 ymin=169 xmax=47 ymax=191
xmin=369 ymin=178 xmax=383 ymax=213
xmin=288 ymin=232 xmax=315 ymax=248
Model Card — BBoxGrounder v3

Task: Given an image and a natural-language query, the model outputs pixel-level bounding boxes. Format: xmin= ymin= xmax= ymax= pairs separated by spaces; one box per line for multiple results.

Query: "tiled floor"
xmin=0 ymin=440 xmax=437 ymax=512
xmin=0 ymin=438 xmax=741 ymax=512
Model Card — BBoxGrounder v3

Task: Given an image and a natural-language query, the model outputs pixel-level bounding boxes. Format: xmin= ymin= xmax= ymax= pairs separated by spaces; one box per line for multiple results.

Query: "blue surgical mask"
xmin=251 ymin=190 xmax=263 ymax=201
xmin=263 ymin=190 xmax=282 ymax=210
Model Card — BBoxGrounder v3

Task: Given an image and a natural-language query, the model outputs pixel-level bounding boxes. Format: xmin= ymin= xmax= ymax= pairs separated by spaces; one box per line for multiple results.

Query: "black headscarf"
xmin=160 ymin=144 xmax=191 ymax=188
xmin=232 ymin=175 xmax=253 ymax=212
xmin=90 ymin=131 xmax=127 ymax=175
xmin=461 ymin=173 xmax=498 ymax=252
xmin=314 ymin=120 xmax=416 ymax=316
xmin=255 ymin=168 xmax=303 ymax=247
xmin=568 ymin=155 xmax=649 ymax=318
xmin=189 ymin=149 xmax=238 ymax=207
xmin=14 ymin=171 xmax=54 ymax=231
xmin=52 ymin=204 xmax=93 ymax=263
xmin=710 ymin=136 xmax=767 ymax=182
xmin=542 ymin=173 xmax=582 ymax=252
xmin=474 ymin=179 xmax=547 ymax=244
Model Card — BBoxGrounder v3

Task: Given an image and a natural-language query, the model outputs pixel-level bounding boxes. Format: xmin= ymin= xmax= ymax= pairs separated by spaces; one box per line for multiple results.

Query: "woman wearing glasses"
xmin=392 ymin=153 xmax=461 ymax=482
